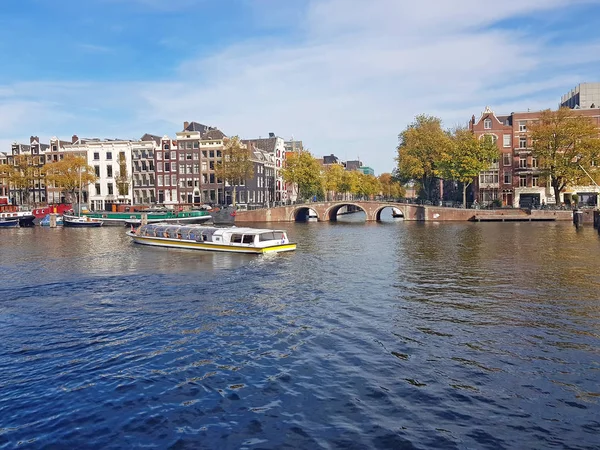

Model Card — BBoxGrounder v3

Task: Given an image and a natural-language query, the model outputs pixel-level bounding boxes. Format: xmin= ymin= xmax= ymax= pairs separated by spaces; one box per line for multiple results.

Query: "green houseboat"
xmin=83 ymin=208 xmax=212 ymax=226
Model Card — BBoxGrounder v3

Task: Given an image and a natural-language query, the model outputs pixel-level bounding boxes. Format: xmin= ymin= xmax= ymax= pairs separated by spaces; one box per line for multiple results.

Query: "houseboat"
xmin=84 ymin=208 xmax=211 ymax=226
xmin=127 ymin=223 xmax=296 ymax=254
xmin=0 ymin=211 xmax=35 ymax=227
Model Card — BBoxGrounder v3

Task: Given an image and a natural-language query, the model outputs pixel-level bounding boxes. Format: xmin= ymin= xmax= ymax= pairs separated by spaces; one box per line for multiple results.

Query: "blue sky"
xmin=1 ymin=0 xmax=600 ymax=174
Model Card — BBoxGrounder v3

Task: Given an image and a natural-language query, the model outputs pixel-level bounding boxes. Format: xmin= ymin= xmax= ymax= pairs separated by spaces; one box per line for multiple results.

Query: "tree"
xmin=115 ymin=152 xmax=130 ymax=200
xmin=323 ymin=164 xmax=345 ymax=200
xmin=529 ymin=108 xmax=600 ymax=204
xmin=1 ymin=155 xmax=37 ymax=205
xmin=378 ymin=173 xmax=405 ymax=199
xmin=42 ymin=155 xmax=97 ymax=205
xmin=358 ymin=174 xmax=381 ymax=199
xmin=396 ymin=114 xmax=451 ymax=201
xmin=437 ymin=128 xmax=499 ymax=207
xmin=281 ymin=150 xmax=324 ymax=201
xmin=214 ymin=136 xmax=254 ymax=206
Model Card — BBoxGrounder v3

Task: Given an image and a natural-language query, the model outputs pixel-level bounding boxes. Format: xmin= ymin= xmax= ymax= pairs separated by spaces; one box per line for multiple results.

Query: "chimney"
xmin=269 ymin=132 xmax=275 ymax=138
xmin=72 ymin=134 xmax=79 ymax=144
xmin=471 ymin=115 xmax=475 ymax=125
xmin=183 ymin=121 xmax=190 ymax=131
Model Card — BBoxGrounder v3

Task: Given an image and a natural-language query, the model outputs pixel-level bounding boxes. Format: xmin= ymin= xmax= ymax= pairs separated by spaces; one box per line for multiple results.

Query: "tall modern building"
xmin=560 ymin=83 xmax=600 ymax=109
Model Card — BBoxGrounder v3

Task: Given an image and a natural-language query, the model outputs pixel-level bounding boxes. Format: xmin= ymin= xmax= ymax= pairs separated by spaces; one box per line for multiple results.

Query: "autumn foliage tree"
xmin=529 ymin=108 xmax=600 ymax=203
xmin=281 ymin=150 xmax=324 ymax=201
xmin=378 ymin=173 xmax=405 ymax=199
xmin=437 ymin=129 xmax=499 ymax=207
xmin=214 ymin=136 xmax=254 ymax=206
xmin=396 ymin=114 xmax=451 ymax=201
xmin=42 ymin=155 xmax=97 ymax=205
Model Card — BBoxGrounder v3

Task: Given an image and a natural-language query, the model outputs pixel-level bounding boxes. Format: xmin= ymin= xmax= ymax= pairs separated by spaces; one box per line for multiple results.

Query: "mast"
xmin=79 ymin=164 xmax=82 ymax=217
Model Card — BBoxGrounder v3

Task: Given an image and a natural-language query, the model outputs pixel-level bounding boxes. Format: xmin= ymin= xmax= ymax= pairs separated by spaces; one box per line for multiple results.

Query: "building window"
xmin=163 ymin=144 xmax=170 ymax=150
xmin=93 ymin=152 xmax=100 ymax=160
xmin=94 ymin=166 xmax=100 ymax=177
xmin=156 ymin=151 xmax=163 ymax=160
xmin=209 ymin=150 xmax=215 ymax=158
xmin=193 ymin=141 xmax=199 ymax=149
xmin=107 ymin=165 xmax=113 ymax=178
xmin=107 ymin=183 xmax=114 ymax=195
xmin=519 ymin=137 xmax=527 ymax=149
xmin=95 ymin=183 xmax=101 ymax=195
xmin=171 ymin=175 xmax=177 ymax=186
xmin=479 ymin=171 xmax=499 ymax=184
xmin=165 ymin=163 xmax=170 ymax=172
xmin=158 ymin=175 xmax=163 ymax=186
xmin=503 ymin=153 xmax=511 ymax=166
xmin=532 ymin=157 xmax=538 ymax=168
xmin=532 ymin=176 xmax=539 ymax=187
xmin=157 ymin=162 xmax=163 ymax=172
xmin=519 ymin=157 xmax=527 ymax=168
xmin=519 ymin=175 xmax=527 ymax=187
xmin=519 ymin=121 xmax=527 ymax=132
xmin=106 ymin=152 xmax=112 ymax=160
xmin=503 ymin=134 xmax=511 ymax=148
xmin=503 ymin=172 xmax=511 ymax=185
xmin=484 ymin=118 xmax=492 ymax=129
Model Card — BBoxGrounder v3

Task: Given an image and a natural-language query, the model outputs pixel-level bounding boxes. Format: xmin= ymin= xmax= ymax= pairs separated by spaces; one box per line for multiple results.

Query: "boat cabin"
xmin=137 ymin=224 xmax=289 ymax=247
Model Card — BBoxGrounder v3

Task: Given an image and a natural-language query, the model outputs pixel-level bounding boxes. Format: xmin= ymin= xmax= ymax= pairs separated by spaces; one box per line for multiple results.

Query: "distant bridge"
xmin=233 ymin=201 xmax=576 ymax=223
xmin=236 ymin=201 xmax=452 ymax=222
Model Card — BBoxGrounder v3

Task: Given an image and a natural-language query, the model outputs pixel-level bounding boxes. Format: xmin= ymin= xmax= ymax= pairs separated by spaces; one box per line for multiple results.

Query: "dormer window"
xmin=484 ymin=118 xmax=492 ymax=129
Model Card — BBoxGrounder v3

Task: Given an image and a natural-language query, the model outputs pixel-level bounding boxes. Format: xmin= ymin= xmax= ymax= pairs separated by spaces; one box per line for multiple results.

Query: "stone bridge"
xmin=235 ymin=201 xmax=465 ymax=222
xmin=233 ymin=201 xmax=579 ymax=223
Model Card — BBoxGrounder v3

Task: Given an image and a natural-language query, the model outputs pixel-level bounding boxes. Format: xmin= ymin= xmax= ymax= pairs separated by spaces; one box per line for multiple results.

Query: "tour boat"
xmin=127 ymin=223 xmax=296 ymax=254
xmin=63 ymin=214 xmax=104 ymax=227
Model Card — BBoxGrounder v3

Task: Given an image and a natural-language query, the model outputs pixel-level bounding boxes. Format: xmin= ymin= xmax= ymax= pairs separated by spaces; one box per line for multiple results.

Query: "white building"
xmin=63 ymin=138 xmax=135 ymax=211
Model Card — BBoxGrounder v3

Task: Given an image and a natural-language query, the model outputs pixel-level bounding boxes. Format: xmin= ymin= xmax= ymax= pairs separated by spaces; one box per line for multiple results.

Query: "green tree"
xmin=42 ymin=155 xmax=97 ymax=205
xmin=437 ymin=128 xmax=499 ymax=207
xmin=529 ymin=108 xmax=600 ymax=203
xmin=115 ymin=152 xmax=130 ymax=199
xmin=214 ymin=136 xmax=254 ymax=206
xmin=1 ymin=154 xmax=37 ymax=205
xmin=396 ymin=114 xmax=451 ymax=201
xmin=323 ymin=163 xmax=345 ymax=200
xmin=358 ymin=174 xmax=381 ymax=199
xmin=281 ymin=151 xmax=323 ymax=201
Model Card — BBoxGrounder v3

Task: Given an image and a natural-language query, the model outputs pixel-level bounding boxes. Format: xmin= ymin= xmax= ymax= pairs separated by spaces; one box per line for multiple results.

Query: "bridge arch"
xmin=323 ymin=202 xmax=367 ymax=221
xmin=291 ymin=206 xmax=319 ymax=222
xmin=374 ymin=205 xmax=404 ymax=221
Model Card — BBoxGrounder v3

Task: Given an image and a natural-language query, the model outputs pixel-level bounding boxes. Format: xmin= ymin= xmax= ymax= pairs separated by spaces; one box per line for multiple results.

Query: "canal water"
xmin=1 ymin=214 xmax=599 ymax=449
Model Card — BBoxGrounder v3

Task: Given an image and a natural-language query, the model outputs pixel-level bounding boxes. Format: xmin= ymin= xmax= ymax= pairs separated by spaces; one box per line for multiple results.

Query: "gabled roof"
xmin=323 ymin=154 xmax=340 ymax=165
xmin=141 ymin=133 xmax=162 ymax=144
xmin=242 ymin=137 xmax=277 ymax=153
xmin=185 ymin=122 xmax=210 ymax=133
xmin=202 ymin=129 xmax=226 ymax=140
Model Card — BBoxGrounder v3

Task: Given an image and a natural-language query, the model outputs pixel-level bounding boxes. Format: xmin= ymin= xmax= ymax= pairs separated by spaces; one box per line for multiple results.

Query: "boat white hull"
xmin=127 ymin=232 xmax=296 ymax=254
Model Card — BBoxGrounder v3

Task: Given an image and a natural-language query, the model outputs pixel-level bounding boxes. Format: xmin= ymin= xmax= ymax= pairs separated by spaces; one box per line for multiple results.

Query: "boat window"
xmin=242 ymin=235 xmax=254 ymax=244
xmin=259 ymin=232 xmax=284 ymax=241
xmin=231 ymin=234 xmax=243 ymax=243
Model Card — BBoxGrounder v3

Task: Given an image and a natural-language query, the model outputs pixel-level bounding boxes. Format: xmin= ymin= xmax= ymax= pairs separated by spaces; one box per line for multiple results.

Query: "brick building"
xmin=470 ymin=106 xmax=600 ymax=207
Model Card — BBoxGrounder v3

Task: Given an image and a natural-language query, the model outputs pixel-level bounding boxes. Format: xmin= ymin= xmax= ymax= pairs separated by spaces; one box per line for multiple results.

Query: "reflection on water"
xmin=1 ymin=221 xmax=600 ymax=449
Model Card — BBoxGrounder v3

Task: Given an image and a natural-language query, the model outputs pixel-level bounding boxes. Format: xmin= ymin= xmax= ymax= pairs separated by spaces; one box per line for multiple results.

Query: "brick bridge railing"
xmin=233 ymin=201 xmax=575 ymax=222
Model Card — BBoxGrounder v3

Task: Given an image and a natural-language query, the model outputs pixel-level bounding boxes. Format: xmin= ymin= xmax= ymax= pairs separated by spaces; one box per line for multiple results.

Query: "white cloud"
xmin=2 ymin=0 xmax=600 ymax=174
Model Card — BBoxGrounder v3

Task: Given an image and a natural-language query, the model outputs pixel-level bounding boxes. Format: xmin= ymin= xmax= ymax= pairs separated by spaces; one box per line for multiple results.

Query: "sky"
xmin=1 ymin=0 xmax=600 ymax=174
